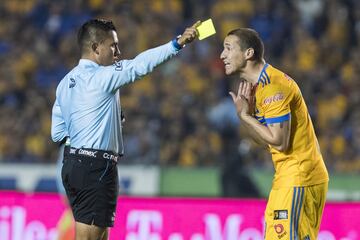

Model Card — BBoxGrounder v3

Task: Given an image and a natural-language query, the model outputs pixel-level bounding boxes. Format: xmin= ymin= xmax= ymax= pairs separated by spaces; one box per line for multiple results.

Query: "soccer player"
xmin=51 ymin=19 xmax=199 ymax=240
xmin=220 ymin=28 xmax=329 ymax=239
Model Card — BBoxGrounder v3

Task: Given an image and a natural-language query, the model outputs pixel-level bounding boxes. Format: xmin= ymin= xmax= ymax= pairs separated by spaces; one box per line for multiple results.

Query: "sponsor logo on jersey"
xmin=274 ymin=210 xmax=288 ymax=220
xmin=263 ymin=93 xmax=284 ymax=105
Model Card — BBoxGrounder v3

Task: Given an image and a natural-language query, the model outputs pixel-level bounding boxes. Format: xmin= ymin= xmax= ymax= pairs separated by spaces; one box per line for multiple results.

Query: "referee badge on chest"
xmin=114 ymin=61 xmax=123 ymax=71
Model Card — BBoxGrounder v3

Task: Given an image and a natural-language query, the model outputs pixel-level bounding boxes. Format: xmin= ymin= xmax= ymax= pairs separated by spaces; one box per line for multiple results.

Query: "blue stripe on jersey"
xmin=255 ymin=115 xmax=266 ymax=125
xmin=257 ymin=118 xmax=266 ymax=123
xmin=261 ymin=75 xmax=268 ymax=87
xmin=258 ymin=77 xmax=265 ymax=87
xmin=257 ymin=63 xmax=269 ymax=87
xmin=293 ymin=187 xmax=301 ymax=240
xmin=263 ymin=70 xmax=271 ymax=84
xmin=265 ymin=112 xmax=290 ymax=124
xmin=259 ymin=75 xmax=268 ymax=87
xmin=295 ymin=187 xmax=305 ymax=238
xmin=255 ymin=115 xmax=265 ymax=120
xmin=290 ymin=187 xmax=297 ymax=240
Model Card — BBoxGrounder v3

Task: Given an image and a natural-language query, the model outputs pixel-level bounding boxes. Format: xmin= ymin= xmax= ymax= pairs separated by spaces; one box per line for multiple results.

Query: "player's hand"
xmin=248 ymin=83 xmax=256 ymax=115
xmin=229 ymin=81 xmax=253 ymax=117
xmin=177 ymin=21 xmax=201 ymax=45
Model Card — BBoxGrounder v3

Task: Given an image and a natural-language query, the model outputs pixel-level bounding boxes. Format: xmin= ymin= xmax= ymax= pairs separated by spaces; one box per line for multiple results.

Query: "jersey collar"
xmin=78 ymin=59 xmax=99 ymax=67
xmin=257 ymin=63 xmax=270 ymax=86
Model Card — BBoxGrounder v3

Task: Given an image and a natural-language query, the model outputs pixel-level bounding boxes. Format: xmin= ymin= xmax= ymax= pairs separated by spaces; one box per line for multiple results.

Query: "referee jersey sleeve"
xmin=51 ymin=98 xmax=68 ymax=142
xmin=97 ymin=41 xmax=179 ymax=92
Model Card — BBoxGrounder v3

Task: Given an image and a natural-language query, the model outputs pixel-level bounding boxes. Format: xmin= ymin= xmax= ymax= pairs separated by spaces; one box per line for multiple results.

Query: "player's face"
xmin=97 ymin=30 xmax=121 ymax=66
xmin=220 ymin=35 xmax=246 ymax=75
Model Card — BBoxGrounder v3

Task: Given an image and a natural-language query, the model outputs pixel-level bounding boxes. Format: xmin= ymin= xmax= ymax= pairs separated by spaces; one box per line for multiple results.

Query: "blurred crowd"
xmin=0 ymin=0 xmax=359 ymax=173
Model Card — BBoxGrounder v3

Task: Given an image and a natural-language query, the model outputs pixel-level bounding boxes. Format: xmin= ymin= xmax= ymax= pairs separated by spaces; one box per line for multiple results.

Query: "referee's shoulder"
xmin=56 ymin=69 xmax=74 ymax=92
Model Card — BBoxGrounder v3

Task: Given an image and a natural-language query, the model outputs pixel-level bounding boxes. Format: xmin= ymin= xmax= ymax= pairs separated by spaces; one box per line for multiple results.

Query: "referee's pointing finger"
xmin=192 ymin=20 xmax=201 ymax=28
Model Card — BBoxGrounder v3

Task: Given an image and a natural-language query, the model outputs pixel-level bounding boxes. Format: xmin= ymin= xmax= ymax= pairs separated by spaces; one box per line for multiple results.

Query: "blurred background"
xmin=0 ymin=0 xmax=359 ymax=201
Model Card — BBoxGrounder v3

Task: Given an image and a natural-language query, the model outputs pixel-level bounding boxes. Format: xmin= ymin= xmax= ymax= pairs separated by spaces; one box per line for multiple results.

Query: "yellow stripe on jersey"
xmin=255 ymin=64 xmax=329 ymax=188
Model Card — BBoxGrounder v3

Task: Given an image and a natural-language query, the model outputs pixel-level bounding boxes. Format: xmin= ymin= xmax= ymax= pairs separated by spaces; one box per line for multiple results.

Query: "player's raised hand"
xmin=248 ymin=83 xmax=256 ymax=115
xmin=177 ymin=21 xmax=201 ymax=45
xmin=239 ymin=80 xmax=252 ymax=100
xmin=229 ymin=81 xmax=253 ymax=117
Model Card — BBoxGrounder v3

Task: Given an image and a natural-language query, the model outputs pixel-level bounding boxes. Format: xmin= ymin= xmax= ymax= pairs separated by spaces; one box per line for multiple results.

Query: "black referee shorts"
xmin=61 ymin=146 xmax=120 ymax=227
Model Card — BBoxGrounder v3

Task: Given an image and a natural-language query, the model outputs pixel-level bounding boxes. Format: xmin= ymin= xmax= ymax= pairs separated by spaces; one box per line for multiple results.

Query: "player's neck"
xmin=240 ymin=60 xmax=266 ymax=85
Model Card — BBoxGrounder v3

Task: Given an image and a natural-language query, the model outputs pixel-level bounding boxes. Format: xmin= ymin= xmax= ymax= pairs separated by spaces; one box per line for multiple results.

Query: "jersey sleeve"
xmin=96 ymin=41 xmax=179 ymax=92
xmin=51 ymin=98 xmax=68 ymax=142
xmin=258 ymin=81 xmax=291 ymax=124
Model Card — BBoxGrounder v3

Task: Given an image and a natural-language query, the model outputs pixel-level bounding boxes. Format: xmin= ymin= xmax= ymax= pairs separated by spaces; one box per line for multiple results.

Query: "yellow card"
xmin=197 ymin=19 xmax=216 ymax=40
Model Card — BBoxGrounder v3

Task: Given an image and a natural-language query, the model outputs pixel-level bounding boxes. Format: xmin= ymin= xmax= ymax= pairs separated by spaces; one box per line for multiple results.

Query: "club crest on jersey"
xmin=274 ymin=223 xmax=287 ymax=239
xmin=274 ymin=224 xmax=284 ymax=234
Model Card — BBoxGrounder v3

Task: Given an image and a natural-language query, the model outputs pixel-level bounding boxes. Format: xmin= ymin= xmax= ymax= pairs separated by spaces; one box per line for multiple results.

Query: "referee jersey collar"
xmin=78 ymin=59 xmax=99 ymax=68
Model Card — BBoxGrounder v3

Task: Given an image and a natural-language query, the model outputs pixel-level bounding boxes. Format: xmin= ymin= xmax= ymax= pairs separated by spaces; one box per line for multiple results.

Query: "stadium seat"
xmin=0 ymin=177 xmax=17 ymax=190
xmin=35 ymin=177 xmax=58 ymax=192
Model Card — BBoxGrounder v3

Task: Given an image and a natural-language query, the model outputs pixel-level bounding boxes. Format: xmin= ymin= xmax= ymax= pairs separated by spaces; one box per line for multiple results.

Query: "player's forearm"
xmin=240 ymin=114 xmax=282 ymax=147
xmin=241 ymin=121 xmax=269 ymax=148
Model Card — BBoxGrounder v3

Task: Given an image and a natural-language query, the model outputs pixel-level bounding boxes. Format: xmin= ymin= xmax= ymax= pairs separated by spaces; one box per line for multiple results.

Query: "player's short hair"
xmin=227 ymin=28 xmax=264 ymax=62
xmin=77 ymin=19 xmax=117 ymax=54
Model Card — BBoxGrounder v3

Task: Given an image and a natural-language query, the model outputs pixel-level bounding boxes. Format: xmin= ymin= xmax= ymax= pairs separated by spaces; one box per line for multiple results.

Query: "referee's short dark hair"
xmin=227 ymin=28 xmax=264 ymax=63
xmin=77 ymin=19 xmax=117 ymax=54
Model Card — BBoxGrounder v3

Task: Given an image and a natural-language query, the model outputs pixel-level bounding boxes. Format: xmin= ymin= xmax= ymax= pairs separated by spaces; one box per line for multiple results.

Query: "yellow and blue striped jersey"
xmin=254 ymin=64 xmax=329 ymax=188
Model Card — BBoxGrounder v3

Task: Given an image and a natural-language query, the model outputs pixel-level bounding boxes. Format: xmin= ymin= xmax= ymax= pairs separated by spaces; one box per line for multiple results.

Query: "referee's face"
xmin=97 ymin=30 xmax=121 ymax=66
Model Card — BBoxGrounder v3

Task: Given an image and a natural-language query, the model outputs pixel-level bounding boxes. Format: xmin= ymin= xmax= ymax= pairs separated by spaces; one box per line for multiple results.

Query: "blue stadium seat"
xmin=35 ymin=177 xmax=58 ymax=192
xmin=0 ymin=177 xmax=17 ymax=190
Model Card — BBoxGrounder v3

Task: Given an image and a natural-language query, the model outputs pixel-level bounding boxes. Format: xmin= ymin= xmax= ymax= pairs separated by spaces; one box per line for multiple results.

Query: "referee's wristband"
xmin=172 ymin=35 xmax=184 ymax=50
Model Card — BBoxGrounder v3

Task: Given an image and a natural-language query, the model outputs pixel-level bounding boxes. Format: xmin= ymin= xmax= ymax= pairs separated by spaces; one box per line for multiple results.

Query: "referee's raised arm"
xmin=96 ymin=21 xmax=201 ymax=93
xmin=50 ymin=18 xmax=200 ymax=240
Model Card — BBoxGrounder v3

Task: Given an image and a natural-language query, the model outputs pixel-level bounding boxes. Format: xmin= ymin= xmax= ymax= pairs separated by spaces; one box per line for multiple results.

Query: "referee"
xmin=51 ymin=19 xmax=199 ymax=240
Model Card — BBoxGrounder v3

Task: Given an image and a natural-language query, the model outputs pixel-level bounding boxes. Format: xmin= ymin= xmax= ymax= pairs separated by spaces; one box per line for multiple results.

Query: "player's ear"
xmin=245 ymin=48 xmax=255 ymax=60
xmin=91 ymin=42 xmax=99 ymax=54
